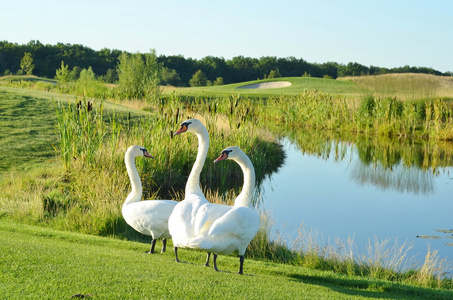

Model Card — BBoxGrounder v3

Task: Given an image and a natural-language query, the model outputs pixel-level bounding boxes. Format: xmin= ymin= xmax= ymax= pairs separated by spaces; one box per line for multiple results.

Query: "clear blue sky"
xmin=2 ymin=0 xmax=452 ymax=73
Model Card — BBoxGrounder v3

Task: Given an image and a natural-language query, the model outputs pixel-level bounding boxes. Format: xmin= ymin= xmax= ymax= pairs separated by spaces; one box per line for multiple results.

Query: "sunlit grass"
xmin=3 ymin=219 xmax=452 ymax=299
xmin=161 ymin=76 xmax=368 ymax=98
xmin=340 ymin=73 xmax=453 ymax=101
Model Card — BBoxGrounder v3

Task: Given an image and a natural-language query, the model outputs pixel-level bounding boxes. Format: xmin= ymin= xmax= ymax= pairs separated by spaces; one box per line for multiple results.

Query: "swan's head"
xmin=126 ymin=145 xmax=154 ymax=159
xmin=214 ymin=146 xmax=243 ymax=163
xmin=173 ymin=119 xmax=204 ymax=136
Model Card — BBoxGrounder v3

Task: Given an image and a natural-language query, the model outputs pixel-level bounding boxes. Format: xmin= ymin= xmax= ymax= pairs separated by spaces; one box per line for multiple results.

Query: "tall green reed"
xmin=260 ymin=90 xmax=453 ymax=141
xmin=55 ymin=98 xmax=106 ymax=170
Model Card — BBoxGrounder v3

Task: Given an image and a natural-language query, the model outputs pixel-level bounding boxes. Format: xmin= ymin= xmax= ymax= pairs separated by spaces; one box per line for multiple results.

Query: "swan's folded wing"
xmin=207 ymin=207 xmax=260 ymax=239
xmin=194 ymin=203 xmax=232 ymax=236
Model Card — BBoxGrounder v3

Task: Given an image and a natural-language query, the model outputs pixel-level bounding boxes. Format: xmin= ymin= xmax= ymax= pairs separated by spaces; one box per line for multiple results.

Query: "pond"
xmin=260 ymin=133 xmax=453 ymax=270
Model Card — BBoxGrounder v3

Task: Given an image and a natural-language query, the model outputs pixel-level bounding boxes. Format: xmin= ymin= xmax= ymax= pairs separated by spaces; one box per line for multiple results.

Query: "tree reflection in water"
xmin=281 ymin=127 xmax=452 ymax=195
xmin=350 ymin=161 xmax=435 ymax=195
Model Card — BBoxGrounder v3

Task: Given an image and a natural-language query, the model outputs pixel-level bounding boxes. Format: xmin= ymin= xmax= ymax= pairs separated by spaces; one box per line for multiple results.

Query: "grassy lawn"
xmin=0 ymin=88 xmax=58 ymax=171
xmin=0 ymin=86 xmax=149 ymax=173
xmin=161 ymin=77 xmax=368 ymax=98
xmin=161 ymin=74 xmax=453 ymax=103
xmin=1 ymin=219 xmax=451 ymax=299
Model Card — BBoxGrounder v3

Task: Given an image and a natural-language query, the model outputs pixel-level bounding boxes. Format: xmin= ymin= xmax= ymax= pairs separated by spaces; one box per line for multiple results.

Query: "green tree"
xmin=78 ymin=67 xmax=96 ymax=83
xmin=75 ymin=66 xmax=99 ymax=97
xmin=117 ymin=49 xmax=162 ymax=101
xmin=161 ymin=67 xmax=182 ymax=86
xmin=55 ymin=61 xmax=70 ymax=83
xmin=213 ymin=77 xmax=224 ymax=86
xmin=69 ymin=66 xmax=81 ymax=81
xmin=189 ymin=70 xmax=207 ymax=87
xmin=268 ymin=68 xmax=281 ymax=79
xmin=143 ymin=50 xmax=162 ymax=101
xmin=20 ymin=52 xmax=34 ymax=75
xmin=102 ymin=69 xmax=116 ymax=83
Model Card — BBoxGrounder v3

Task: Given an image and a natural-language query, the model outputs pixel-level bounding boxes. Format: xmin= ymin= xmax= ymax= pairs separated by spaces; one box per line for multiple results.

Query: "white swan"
xmin=189 ymin=146 xmax=260 ymax=274
xmin=122 ymin=145 xmax=178 ymax=253
xmin=168 ymin=119 xmax=211 ymax=262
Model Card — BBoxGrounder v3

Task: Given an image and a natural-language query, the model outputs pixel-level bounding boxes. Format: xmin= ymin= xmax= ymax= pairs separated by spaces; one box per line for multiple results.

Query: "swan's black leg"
xmin=174 ymin=246 xmax=181 ymax=262
xmin=204 ymin=253 xmax=211 ymax=267
xmin=213 ymin=254 xmax=219 ymax=272
xmin=237 ymin=255 xmax=244 ymax=275
xmin=161 ymin=238 xmax=167 ymax=253
xmin=147 ymin=239 xmax=156 ymax=254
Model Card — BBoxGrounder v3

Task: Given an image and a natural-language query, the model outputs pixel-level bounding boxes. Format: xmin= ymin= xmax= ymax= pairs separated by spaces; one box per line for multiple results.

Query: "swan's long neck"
xmin=124 ymin=151 xmax=142 ymax=206
xmin=234 ymin=153 xmax=256 ymax=208
xmin=185 ymin=127 xmax=209 ymax=197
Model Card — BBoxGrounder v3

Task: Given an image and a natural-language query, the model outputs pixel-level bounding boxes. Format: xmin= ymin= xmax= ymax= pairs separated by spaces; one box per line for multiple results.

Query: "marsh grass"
xmin=259 ymin=90 xmax=453 ymax=141
xmin=343 ymin=73 xmax=444 ymax=101
xmin=259 ymin=221 xmax=453 ymax=288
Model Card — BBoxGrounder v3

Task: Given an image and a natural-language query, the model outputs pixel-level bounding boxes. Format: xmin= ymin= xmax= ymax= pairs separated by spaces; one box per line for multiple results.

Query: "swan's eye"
xmin=222 ymin=150 xmax=233 ymax=157
xmin=140 ymin=148 xmax=147 ymax=154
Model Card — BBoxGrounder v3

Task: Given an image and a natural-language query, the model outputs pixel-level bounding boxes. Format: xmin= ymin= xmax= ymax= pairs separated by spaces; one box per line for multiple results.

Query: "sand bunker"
xmin=237 ymin=81 xmax=292 ymax=89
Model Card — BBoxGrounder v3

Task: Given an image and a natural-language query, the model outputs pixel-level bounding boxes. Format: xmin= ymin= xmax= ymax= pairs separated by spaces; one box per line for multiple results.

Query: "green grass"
xmin=162 ymin=77 xmax=368 ymax=98
xmin=2 ymin=219 xmax=452 ymax=300
xmin=0 ymin=75 xmax=58 ymax=84
xmin=0 ymin=86 xmax=148 ymax=172
xmin=0 ymin=88 xmax=57 ymax=171
xmin=162 ymin=74 xmax=453 ymax=102
xmin=340 ymin=73 xmax=453 ymax=101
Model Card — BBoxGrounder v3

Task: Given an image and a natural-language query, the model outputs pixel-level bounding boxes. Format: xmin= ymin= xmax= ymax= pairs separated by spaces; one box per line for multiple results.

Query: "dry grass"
xmin=339 ymin=73 xmax=453 ymax=101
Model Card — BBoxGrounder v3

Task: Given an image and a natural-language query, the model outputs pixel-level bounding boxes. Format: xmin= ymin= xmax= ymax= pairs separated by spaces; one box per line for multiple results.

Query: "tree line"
xmin=0 ymin=40 xmax=450 ymax=87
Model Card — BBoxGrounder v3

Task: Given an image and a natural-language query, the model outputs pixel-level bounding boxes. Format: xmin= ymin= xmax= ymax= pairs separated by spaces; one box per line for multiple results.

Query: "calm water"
xmin=261 ymin=137 xmax=453 ymax=269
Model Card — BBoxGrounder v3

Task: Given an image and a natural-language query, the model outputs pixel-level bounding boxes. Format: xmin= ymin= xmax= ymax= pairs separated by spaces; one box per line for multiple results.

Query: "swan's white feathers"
xmin=168 ymin=196 xmax=206 ymax=246
xmin=193 ymin=203 xmax=232 ymax=236
xmin=190 ymin=206 xmax=260 ymax=255
xmin=208 ymin=206 xmax=260 ymax=238
xmin=168 ymin=119 xmax=211 ymax=248
xmin=188 ymin=146 xmax=261 ymax=258
xmin=122 ymin=145 xmax=178 ymax=248
xmin=122 ymin=200 xmax=177 ymax=239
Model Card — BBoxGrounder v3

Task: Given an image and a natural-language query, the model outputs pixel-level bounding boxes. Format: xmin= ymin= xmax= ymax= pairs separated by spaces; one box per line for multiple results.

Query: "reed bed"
xmin=342 ymin=73 xmax=443 ymax=101
xmin=251 ymin=219 xmax=453 ymax=289
xmin=259 ymin=90 xmax=453 ymax=141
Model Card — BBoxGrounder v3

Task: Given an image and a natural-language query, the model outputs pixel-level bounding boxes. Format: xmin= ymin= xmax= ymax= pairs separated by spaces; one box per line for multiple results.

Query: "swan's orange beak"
xmin=143 ymin=151 xmax=154 ymax=159
xmin=214 ymin=152 xmax=228 ymax=163
xmin=173 ymin=123 xmax=188 ymax=136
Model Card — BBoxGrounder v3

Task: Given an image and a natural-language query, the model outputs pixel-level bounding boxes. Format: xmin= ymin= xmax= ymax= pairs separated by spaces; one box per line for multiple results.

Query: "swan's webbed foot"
xmin=146 ymin=239 xmax=157 ymax=254
xmin=204 ymin=253 xmax=211 ymax=267
xmin=161 ymin=238 xmax=167 ymax=253
xmin=237 ymin=255 xmax=245 ymax=275
xmin=213 ymin=254 xmax=219 ymax=272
